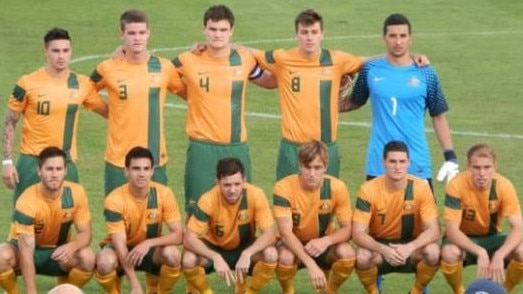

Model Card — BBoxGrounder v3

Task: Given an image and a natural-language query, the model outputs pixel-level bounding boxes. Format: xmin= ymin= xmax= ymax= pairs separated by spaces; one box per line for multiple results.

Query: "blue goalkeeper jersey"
xmin=351 ymin=57 xmax=449 ymax=179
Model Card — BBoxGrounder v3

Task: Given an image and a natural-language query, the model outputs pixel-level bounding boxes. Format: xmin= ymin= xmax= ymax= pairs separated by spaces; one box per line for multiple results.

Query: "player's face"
xmin=38 ymin=156 xmax=66 ymax=193
xmin=217 ymin=172 xmax=245 ymax=205
xmin=120 ymin=22 xmax=150 ymax=55
xmin=383 ymin=151 xmax=409 ymax=181
xmin=468 ymin=155 xmax=496 ymax=190
xmin=125 ymin=158 xmax=154 ymax=190
xmin=299 ymin=156 xmax=326 ymax=190
xmin=204 ymin=19 xmax=233 ymax=51
xmin=296 ymin=21 xmax=323 ymax=57
xmin=383 ymin=24 xmax=411 ymax=58
xmin=44 ymin=39 xmax=71 ymax=72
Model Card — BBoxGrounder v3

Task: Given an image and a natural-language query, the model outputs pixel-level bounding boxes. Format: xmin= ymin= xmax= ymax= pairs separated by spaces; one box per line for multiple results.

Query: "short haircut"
xmin=43 ymin=27 xmax=71 ymax=48
xmin=120 ymin=9 xmax=149 ymax=31
xmin=383 ymin=140 xmax=410 ymax=159
xmin=383 ymin=13 xmax=411 ymax=35
xmin=467 ymin=143 xmax=496 ymax=163
xmin=38 ymin=146 xmax=67 ymax=168
xmin=294 ymin=9 xmax=323 ymax=32
xmin=203 ymin=5 xmax=235 ymax=28
xmin=298 ymin=140 xmax=328 ymax=167
xmin=216 ymin=157 xmax=245 ymax=180
xmin=125 ymin=146 xmax=154 ymax=168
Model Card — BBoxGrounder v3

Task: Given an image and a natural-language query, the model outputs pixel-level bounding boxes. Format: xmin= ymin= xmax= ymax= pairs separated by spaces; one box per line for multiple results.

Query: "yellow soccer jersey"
xmin=273 ymin=174 xmax=352 ymax=243
xmin=91 ymin=56 xmax=184 ymax=167
xmin=255 ymin=48 xmax=363 ymax=143
xmin=10 ymin=181 xmax=91 ymax=247
xmin=172 ymin=48 xmax=261 ymax=143
xmin=353 ymin=176 xmax=438 ymax=241
xmin=101 ymin=182 xmax=181 ymax=247
xmin=444 ymin=171 xmax=521 ymax=236
xmin=187 ymin=183 xmax=274 ymax=250
xmin=8 ymin=68 xmax=104 ymax=161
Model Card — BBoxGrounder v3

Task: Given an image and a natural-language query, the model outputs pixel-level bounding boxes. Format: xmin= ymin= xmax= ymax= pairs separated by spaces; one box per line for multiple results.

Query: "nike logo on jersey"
xmin=373 ymin=77 xmax=385 ymax=82
xmin=37 ymin=93 xmax=47 ymax=98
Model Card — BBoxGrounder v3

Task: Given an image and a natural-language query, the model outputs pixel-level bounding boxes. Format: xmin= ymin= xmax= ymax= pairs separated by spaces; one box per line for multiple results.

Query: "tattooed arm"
xmin=2 ymin=109 xmax=20 ymax=189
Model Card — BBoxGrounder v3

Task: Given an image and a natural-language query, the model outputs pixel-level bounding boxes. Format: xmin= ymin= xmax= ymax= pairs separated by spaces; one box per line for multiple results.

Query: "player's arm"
xmin=352 ymin=221 xmax=406 ymax=266
xmin=250 ymin=70 xmax=277 ymax=89
xmin=18 ymin=233 xmax=37 ymax=294
xmin=110 ymin=232 xmax=142 ymax=292
xmin=304 ymin=219 xmax=350 ymax=258
xmin=339 ymin=65 xmax=368 ymax=113
xmin=2 ymin=109 xmax=21 ymax=189
xmin=92 ymin=100 xmax=109 ymax=119
xmin=51 ymin=221 xmax=92 ymax=264
xmin=394 ymin=217 xmax=440 ymax=259
xmin=444 ymin=219 xmax=487 ymax=260
xmin=128 ymin=220 xmax=183 ymax=262
xmin=235 ymin=225 xmax=275 ymax=283
xmin=490 ymin=215 xmax=523 ymax=282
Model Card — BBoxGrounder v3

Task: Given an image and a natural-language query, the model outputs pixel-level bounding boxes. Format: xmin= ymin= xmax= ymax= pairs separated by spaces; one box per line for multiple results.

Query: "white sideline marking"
xmin=165 ymin=103 xmax=523 ymax=140
xmin=71 ymin=30 xmax=523 ymax=64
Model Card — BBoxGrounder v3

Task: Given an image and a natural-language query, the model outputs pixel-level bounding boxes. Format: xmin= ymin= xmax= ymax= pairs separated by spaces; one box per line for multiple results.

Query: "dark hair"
xmin=125 ymin=146 xmax=154 ymax=168
xmin=298 ymin=140 xmax=328 ymax=167
xmin=383 ymin=140 xmax=410 ymax=159
xmin=120 ymin=9 xmax=149 ymax=30
xmin=294 ymin=9 xmax=323 ymax=32
xmin=216 ymin=157 xmax=245 ymax=180
xmin=203 ymin=5 xmax=235 ymax=28
xmin=383 ymin=13 xmax=411 ymax=35
xmin=43 ymin=27 xmax=71 ymax=47
xmin=38 ymin=146 xmax=67 ymax=168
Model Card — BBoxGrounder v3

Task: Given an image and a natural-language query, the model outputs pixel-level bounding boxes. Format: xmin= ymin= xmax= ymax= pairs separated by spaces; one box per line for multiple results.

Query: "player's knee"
xmin=422 ymin=243 xmax=441 ymax=266
xmin=262 ymin=246 xmax=278 ymax=263
xmin=182 ymin=250 xmax=199 ymax=269
xmin=355 ymin=247 xmax=373 ymax=269
xmin=95 ymin=249 xmax=118 ymax=274
xmin=0 ymin=244 xmax=16 ymax=270
xmin=159 ymin=245 xmax=181 ymax=267
xmin=75 ymin=247 xmax=96 ymax=271
xmin=441 ymin=244 xmax=462 ymax=263
xmin=277 ymin=246 xmax=296 ymax=266
xmin=334 ymin=242 xmax=355 ymax=259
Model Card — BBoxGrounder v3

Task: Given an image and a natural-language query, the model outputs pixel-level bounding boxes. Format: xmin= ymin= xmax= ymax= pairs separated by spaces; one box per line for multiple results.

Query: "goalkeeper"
xmin=339 ymin=13 xmax=458 ymax=192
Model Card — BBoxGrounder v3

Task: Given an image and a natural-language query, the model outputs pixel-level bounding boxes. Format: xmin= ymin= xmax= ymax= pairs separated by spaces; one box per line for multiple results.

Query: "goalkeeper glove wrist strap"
xmin=443 ymin=149 xmax=458 ymax=162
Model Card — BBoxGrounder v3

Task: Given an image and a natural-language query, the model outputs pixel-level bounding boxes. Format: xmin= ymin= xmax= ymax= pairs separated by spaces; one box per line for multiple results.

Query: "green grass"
xmin=1 ymin=0 xmax=523 ymax=292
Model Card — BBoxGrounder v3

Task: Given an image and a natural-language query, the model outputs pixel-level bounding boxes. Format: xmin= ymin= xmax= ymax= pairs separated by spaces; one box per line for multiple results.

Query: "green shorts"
xmin=14 ymin=154 xmax=78 ymax=203
xmin=276 ymin=138 xmax=340 ymax=180
xmin=104 ymin=162 xmax=167 ymax=196
xmin=375 ymin=239 xmax=416 ymax=275
xmin=184 ymin=139 xmax=251 ymax=214
xmin=102 ymin=244 xmax=161 ymax=275
xmin=202 ymin=241 xmax=252 ymax=274
xmin=442 ymin=234 xmax=507 ymax=267
xmin=10 ymin=241 xmax=67 ymax=277
xmin=277 ymin=240 xmax=333 ymax=270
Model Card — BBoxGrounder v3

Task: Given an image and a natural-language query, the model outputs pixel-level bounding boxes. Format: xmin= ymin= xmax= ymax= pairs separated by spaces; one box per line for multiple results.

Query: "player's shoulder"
xmin=324 ymin=174 xmax=348 ymax=189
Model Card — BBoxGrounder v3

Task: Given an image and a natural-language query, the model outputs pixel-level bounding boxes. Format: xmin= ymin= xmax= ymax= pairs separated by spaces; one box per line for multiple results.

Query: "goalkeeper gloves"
xmin=436 ymin=150 xmax=459 ymax=183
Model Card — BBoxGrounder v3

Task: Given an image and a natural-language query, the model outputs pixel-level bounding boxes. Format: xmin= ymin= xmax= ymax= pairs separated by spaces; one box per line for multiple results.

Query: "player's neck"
xmin=386 ymin=53 xmax=412 ymax=66
xmin=207 ymin=45 xmax=231 ymax=59
xmin=128 ymin=184 xmax=149 ymax=200
xmin=39 ymin=184 xmax=62 ymax=201
xmin=45 ymin=66 xmax=69 ymax=79
xmin=125 ymin=50 xmax=150 ymax=63
xmin=384 ymin=177 xmax=407 ymax=191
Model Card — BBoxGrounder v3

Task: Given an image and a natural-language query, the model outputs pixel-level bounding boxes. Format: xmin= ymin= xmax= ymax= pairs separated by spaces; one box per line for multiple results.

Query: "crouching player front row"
xmin=94 ymin=146 xmax=183 ymax=294
xmin=352 ymin=140 xmax=441 ymax=294
xmin=0 ymin=146 xmax=95 ymax=294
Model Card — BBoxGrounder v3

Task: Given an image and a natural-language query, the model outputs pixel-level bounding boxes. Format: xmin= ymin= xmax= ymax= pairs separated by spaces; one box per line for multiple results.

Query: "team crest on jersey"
xmin=34 ymin=219 xmax=44 ymax=234
xmin=403 ymin=202 xmax=414 ymax=211
xmin=69 ymin=90 xmax=79 ymax=100
xmin=408 ymin=76 xmax=420 ymax=87
xmin=238 ymin=211 xmax=249 ymax=221
xmin=148 ymin=212 xmax=159 ymax=221
xmin=149 ymin=73 xmax=162 ymax=86
xmin=488 ymin=201 xmax=498 ymax=213
xmin=322 ymin=68 xmax=332 ymax=76
xmin=320 ymin=201 xmax=331 ymax=212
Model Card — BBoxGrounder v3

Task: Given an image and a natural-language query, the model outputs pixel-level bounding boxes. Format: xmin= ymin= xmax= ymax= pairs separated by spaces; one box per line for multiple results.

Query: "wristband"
xmin=2 ymin=159 xmax=13 ymax=166
xmin=443 ymin=150 xmax=457 ymax=162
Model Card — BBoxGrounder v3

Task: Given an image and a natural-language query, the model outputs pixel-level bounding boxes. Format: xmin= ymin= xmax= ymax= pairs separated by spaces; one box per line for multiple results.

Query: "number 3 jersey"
xmin=8 ymin=68 xmax=105 ymax=161
xmin=351 ymin=57 xmax=449 ymax=179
